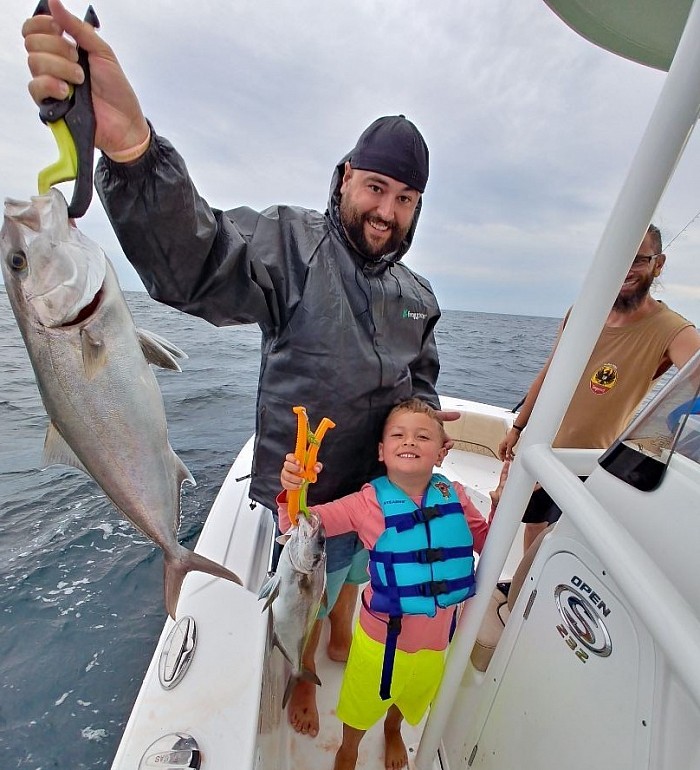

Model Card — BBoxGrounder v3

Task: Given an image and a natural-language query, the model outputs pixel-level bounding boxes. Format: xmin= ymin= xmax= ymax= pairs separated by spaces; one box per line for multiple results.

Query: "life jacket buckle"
xmin=417 ymin=547 xmax=445 ymax=564
xmin=425 ymin=580 xmax=448 ymax=596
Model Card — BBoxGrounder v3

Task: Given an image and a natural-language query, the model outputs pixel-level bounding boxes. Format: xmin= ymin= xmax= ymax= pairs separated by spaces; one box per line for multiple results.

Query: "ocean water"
xmin=0 ymin=288 xmax=559 ymax=768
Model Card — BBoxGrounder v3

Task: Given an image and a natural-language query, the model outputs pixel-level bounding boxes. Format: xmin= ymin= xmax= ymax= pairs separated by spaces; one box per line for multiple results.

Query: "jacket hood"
xmin=326 ymin=152 xmax=423 ymax=267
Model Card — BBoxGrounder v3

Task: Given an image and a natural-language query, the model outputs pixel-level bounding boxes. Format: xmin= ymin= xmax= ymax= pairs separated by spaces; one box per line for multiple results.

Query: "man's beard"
xmin=613 ymin=271 xmax=654 ymax=311
xmin=339 ymin=198 xmax=408 ymax=260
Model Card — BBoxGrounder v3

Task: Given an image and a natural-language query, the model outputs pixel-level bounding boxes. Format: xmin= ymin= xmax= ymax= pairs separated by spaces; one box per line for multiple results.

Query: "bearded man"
xmin=22 ymin=1 xmax=462 ymax=739
xmin=498 ymin=223 xmax=700 ymax=549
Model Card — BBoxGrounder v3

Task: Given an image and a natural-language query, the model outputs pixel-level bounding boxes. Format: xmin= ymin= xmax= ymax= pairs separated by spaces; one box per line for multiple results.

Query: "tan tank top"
xmin=554 ymin=301 xmax=692 ymax=449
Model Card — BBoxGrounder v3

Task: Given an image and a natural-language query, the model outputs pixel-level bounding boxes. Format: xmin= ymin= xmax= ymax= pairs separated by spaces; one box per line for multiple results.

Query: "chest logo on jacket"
xmin=402 ymin=308 xmax=428 ymax=321
xmin=589 ymin=363 xmax=618 ymax=395
xmin=433 ymin=480 xmax=451 ymax=499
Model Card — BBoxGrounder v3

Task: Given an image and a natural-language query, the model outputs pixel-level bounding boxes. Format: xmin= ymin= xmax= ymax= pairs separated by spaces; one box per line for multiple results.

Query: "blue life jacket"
xmin=367 ymin=474 xmax=476 ymax=699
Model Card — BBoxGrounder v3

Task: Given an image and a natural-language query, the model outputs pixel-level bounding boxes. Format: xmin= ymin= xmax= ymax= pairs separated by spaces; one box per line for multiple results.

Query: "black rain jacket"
xmin=95 ymin=130 xmax=441 ymax=510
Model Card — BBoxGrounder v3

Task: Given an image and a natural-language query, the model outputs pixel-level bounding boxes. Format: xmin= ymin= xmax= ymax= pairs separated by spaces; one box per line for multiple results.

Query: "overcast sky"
xmin=2 ymin=0 xmax=699 ymax=322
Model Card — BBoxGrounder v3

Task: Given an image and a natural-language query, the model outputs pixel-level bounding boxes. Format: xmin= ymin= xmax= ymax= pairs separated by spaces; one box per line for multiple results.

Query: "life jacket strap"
xmin=386 ymin=501 xmax=464 ymax=533
xmin=360 ymin=591 xmax=404 ymax=702
xmin=370 ymin=544 xmax=473 ymax=566
xmin=448 ymin=606 xmax=459 ymax=642
xmin=380 ymin=616 xmax=402 ymax=701
xmin=372 ymin=574 xmax=475 ymax=601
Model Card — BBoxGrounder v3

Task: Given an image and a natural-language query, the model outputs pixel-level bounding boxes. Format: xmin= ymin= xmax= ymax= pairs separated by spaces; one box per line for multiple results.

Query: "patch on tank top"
xmin=590 ymin=363 xmax=618 ymax=395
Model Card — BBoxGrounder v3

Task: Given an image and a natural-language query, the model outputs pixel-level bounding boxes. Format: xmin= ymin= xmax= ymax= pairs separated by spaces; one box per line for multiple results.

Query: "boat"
xmin=110 ymin=1 xmax=700 ymax=768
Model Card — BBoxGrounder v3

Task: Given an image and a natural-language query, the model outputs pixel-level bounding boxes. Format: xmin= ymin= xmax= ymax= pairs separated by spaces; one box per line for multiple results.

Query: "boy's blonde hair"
xmin=385 ymin=398 xmax=447 ymax=442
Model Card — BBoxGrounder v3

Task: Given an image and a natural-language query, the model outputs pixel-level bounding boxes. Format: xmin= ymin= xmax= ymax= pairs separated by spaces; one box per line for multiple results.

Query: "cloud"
xmin=665 ymin=283 xmax=700 ymax=299
xmin=1 ymin=0 xmax=698 ymax=323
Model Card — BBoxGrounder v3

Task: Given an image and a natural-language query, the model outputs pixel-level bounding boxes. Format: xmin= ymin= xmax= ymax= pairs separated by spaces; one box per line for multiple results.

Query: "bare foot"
xmin=384 ymin=725 xmax=408 ymax=769
xmin=287 ymin=678 xmax=319 ymax=737
xmin=333 ymin=744 xmax=359 ymax=770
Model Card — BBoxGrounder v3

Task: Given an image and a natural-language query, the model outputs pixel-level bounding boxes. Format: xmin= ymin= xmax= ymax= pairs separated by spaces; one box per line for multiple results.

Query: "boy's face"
xmin=378 ymin=410 xmax=447 ymax=479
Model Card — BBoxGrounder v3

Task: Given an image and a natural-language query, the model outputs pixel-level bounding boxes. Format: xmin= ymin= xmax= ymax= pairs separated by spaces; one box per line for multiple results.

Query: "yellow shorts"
xmin=336 ymin=624 xmax=446 ymax=731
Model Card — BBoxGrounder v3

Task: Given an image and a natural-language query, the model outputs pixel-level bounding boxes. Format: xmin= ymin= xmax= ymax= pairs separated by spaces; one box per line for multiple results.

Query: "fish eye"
xmin=9 ymin=251 xmax=27 ymax=271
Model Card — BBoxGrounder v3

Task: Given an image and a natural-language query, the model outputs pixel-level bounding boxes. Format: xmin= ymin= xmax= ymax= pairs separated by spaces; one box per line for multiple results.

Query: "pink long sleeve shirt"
xmin=278 ymin=481 xmax=492 ymax=653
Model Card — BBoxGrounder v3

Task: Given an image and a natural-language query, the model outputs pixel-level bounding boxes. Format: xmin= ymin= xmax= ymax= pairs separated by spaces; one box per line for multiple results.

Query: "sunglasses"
xmin=630 ymin=253 xmax=660 ymax=268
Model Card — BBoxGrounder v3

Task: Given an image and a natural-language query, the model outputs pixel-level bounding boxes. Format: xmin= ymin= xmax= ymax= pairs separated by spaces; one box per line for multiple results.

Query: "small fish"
xmin=259 ymin=512 xmax=327 ymax=707
xmin=0 ymin=189 xmax=242 ymax=618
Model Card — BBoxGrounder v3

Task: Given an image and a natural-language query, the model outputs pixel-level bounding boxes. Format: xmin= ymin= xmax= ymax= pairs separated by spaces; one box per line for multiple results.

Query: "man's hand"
xmin=498 ymin=427 xmax=521 ymax=462
xmin=23 ymin=0 xmax=149 ymax=157
xmin=437 ymin=409 xmax=460 ymax=453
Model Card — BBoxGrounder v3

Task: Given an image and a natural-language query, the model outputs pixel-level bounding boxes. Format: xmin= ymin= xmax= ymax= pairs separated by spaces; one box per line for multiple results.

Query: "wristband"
xmin=105 ymin=128 xmax=151 ymax=164
xmin=512 ymin=424 xmax=525 ymax=432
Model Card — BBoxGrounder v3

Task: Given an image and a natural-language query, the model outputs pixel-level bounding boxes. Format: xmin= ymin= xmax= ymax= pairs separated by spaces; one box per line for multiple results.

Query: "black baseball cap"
xmin=349 ymin=115 xmax=429 ymax=193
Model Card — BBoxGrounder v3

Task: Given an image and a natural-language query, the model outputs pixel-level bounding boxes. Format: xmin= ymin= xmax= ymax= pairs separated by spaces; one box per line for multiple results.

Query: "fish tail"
xmin=164 ymin=546 xmax=243 ymax=619
xmin=282 ymin=668 xmax=322 ymax=709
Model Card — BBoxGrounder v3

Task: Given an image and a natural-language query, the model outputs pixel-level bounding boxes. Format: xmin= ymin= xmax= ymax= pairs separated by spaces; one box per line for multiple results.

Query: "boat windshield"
xmin=598 ymin=348 xmax=700 ymax=490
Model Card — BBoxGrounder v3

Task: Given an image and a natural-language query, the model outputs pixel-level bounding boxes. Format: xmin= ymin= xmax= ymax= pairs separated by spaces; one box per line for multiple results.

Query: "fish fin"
xmin=42 ymin=423 xmax=90 ymax=475
xmin=258 ymin=575 xmax=281 ymax=610
xmin=302 ymin=668 xmax=322 ymax=688
xmin=271 ymin=634 xmax=295 ymax=666
xmin=320 ymin=589 xmax=329 ymax=613
xmin=282 ymin=674 xmax=298 ymax=709
xmin=80 ymin=328 xmax=107 ymax=379
xmin=163 ymin=546 xmax=243 ymax=619
xmin=137 ymin=329 xmax=187 ymax=371
xmin=281 ymin=669 xmax=322 ymax=709
xmin=174 ymin=451 xmax=196 ymax=488
xmin=276 ymin=533 xmax=290 ymax=545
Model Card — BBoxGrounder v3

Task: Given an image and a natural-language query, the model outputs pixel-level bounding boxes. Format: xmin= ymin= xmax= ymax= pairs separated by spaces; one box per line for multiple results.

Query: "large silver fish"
xmin=259 ymin=512 xmax=327 ymax=706
xmin=0 ymin=189 xmax=242 ymax=618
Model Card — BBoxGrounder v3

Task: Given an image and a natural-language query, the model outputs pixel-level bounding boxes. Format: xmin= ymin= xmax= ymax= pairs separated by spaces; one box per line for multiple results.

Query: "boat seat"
xmin=470 ymin=524 xmax=553 ymax=672
xmin=470 ymin=583 xmax=510 ymax=672
xmin=445 ymin=410 xmax=511 ymax=459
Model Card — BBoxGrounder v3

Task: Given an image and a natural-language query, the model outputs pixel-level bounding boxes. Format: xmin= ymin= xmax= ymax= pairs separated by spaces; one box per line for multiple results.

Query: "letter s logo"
xmin=555 ymin=585 xmax=612 ymax=657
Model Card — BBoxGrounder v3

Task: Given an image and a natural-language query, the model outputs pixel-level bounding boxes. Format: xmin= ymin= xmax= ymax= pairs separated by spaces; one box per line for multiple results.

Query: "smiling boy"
xmin=279 ymin=399 xmax=506 ymax=769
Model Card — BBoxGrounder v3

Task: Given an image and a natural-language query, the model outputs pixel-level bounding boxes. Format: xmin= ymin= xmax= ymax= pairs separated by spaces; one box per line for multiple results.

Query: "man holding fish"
xmin=21 ymin=0 xmax=459 ymax=738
